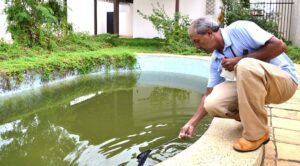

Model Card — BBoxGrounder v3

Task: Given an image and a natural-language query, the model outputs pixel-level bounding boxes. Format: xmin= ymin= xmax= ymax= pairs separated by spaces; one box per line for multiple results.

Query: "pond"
xmin=0 ymin=55 xmax=211 ymax=166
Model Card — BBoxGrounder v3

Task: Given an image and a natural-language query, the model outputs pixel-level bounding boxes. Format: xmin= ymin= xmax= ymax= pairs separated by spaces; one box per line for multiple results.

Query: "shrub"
xmin=221 ymin=0 xmax=279 ymax=38
xmin=4 ymin=0 xmax=69 ymax=49
xmin=287 ymin=45 xmax=300 ymax=64
xmin=137 ymin=3 xmax=199 ymax=54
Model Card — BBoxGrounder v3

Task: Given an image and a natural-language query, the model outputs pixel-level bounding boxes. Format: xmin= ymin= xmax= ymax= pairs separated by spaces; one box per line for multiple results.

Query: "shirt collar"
xmin=214 ymin=28 xmax=232 ymax=60
xmin=221 ymin=28 xmax=232 ymax=51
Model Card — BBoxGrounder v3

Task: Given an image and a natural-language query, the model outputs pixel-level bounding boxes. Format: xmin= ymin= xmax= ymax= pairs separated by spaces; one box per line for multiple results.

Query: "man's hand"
xmin=221 ymin=57 xmax=242 ymax=71
xmin=178 ymin=124 xmax=195 ymax=139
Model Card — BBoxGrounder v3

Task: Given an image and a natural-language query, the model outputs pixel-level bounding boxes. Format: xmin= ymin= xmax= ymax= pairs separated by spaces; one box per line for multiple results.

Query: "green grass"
xmin=0 ymin=34 xmax=208 ymax=81
xmin=1 ymin=33 xmax=298 ymax=86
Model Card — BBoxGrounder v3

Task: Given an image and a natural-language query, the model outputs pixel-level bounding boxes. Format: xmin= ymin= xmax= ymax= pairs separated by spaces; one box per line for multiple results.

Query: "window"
xmin=206 ymin=0 xmax=215 ymax=15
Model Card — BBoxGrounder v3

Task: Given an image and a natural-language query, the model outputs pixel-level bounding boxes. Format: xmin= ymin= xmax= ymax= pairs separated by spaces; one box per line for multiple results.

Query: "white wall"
xmin=0 ymin=0 xmax=12 ymax=42
xmin=133 ymin=0 xmax=175 ymax=38
xmin=68 ymin=0 xmax=132 ymax=36
xmin=98 ymin=2 xmax=133 ymax=36
xmin=119 ymin=3 xmax=133 ymax=37
xmin=98 ymin=1 xmax=113 ymax=34
xmin=68 ymin=0 xmax=94 ymax=35
xmin=132 ymin=0 xmax=222 ymax=38
xmin=290 ymin=0 xmax=300 ymax=47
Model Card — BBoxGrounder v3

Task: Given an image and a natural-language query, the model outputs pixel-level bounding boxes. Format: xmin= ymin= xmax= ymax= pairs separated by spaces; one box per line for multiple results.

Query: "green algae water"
xmin=0 ymin=71 xmax=211 ymax=166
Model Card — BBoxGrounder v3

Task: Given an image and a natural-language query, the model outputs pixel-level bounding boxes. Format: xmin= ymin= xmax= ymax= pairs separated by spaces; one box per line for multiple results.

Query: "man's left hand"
xmin=221 ymin=57 xmax=243 ymax=71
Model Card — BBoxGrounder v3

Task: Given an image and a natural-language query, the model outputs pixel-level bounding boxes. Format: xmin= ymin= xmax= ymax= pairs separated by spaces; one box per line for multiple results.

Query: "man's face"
xmin=189 ymin=30 xmax=216 ymax=53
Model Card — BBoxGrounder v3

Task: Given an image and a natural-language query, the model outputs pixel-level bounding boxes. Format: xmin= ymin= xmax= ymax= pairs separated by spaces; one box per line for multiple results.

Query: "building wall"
xmin=68 ymin=0 xmax=133 ymax=36
xmin=290 ymin=0 xmax=300 ymax=47
xmin=132 ymin=0 xmax=222 ymax=38
xmin=0 ymin=0 xmax=12 ymax=42
xmin=0 ymin=0 xmax=222 ymax=40
xmin=68 ymin=0 xmax=94 ymax=35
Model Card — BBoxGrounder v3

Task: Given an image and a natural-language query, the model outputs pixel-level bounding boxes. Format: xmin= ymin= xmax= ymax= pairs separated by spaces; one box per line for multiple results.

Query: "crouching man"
xmin=178 ymin=18 xmax=298 ymax=152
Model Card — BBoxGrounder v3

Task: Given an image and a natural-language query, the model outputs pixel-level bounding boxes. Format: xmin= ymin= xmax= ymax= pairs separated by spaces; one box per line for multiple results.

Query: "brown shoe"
xmin=233 ymin=133 xmax=270 ymax=152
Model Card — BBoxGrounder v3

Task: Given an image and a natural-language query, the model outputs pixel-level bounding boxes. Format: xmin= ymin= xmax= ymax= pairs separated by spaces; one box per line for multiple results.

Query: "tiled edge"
xmin=263 ymin=64 xmax=300 ymax=166
xmin=157 ymin=118 xmax=263 ymax=166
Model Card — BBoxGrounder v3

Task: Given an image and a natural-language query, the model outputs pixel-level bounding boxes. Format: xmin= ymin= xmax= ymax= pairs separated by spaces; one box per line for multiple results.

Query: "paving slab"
xmin=276 ymin=142 xmax=300 ymax=161
xmin=277 ymin=160 xmax=300 ymax=166
xmin=274 ymin=128 xmax=300 ymax=145
xmin=264 ymin=141 xmax=276 ymax=160
xmin=272 ymin=117 xmax=300 ymax=131
xmin=263 ymin=159 xmax=276 ymax=166
xmin=157 ymin=118 xmax=263 ymax=166
xmin=269 ymin=103 xmax=300 ymax=111
xmin=272 ymin=108 xmax=300 ymax=120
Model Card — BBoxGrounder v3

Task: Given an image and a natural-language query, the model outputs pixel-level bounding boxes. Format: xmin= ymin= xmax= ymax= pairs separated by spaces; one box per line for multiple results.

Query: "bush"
xmin=287 ymin=45 xmax=300 ymax=64
xmin=4 ymin=0 xmax=68 ymax=49
xmin=137 ymin=3 xmax=199 ymax=54
xmin=221 ymin=0 xmax=279 ymax=38
xmin=115 ymin=38 xmax=164 ymax=47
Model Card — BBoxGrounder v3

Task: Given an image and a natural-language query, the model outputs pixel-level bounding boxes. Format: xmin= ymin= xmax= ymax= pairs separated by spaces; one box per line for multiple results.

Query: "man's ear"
xmin=206 ymin=29 xmax=213 ymax=36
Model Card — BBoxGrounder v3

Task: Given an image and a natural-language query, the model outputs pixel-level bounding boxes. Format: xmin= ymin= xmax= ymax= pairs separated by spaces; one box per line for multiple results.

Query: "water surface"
xmin=0 ymin=71 xmax=211 ymax=166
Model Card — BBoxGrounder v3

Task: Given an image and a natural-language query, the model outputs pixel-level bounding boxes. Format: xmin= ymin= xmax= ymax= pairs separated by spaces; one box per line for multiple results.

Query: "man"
xmin=178 ymin=18 xmax=298 ymax=152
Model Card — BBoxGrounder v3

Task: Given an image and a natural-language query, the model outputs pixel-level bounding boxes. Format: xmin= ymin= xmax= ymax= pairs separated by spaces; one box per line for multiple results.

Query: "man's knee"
xmin=236 ymin=58 xmax=262 ymax=72
xmin=204 ymin=95 xmax=218 ymax=116
xmin=236 ymin=58 xmax=255 ymax=70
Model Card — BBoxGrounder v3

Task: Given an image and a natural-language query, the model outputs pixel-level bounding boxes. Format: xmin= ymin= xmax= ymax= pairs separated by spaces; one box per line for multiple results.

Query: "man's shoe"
xmin=233 ymin=133 xmax=269 ymax=152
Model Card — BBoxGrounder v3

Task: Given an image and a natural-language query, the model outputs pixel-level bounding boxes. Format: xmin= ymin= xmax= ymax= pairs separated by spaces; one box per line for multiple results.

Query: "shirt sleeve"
xmin=230 ymin=21 xmax=274 ymax=49
xmin=207 ymin=55 xmax=225 ymax=88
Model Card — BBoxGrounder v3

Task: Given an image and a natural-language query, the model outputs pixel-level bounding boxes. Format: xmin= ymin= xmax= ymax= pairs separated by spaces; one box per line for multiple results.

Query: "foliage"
xmin=287 ymin=45 xmax=300 ymax=64
xmin=137 ymin=3 xmax=200 ymax=54
xmin=4 ymin=0 xmax=69 ymax=49
xmin=0 ymin=47 xmax=136 ymax=84
xmin=0 ymin=33 xmax=211 ymax=90
xmin=115 ymin=38 xmax=163 ymax=47
xmin=220 ymin=0 xmax=279 ymax=38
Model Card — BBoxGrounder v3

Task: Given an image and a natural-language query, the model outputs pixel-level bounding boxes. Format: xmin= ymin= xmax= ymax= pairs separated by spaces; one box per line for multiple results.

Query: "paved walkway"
xmin=263 ymin=65 xmax=300 ymax=166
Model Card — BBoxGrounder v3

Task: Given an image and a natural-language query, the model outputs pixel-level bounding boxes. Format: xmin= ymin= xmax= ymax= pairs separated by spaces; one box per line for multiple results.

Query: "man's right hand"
xmin=178 ymin=88 xmax=211 ymax=140
xmin=178 ymin=124 xmax=194 ymax=139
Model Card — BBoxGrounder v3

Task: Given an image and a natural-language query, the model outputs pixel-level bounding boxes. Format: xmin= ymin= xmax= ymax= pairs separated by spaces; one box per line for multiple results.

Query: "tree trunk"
xmin=94 ymin=0 xmax=98 ymax=35
xmin=63 ymin=0 xmax=68 ymax=36
xmin=113 ymin=0 xmax=119 ymax=35
xmin=175 ymin=0 xmax=179 ymax=13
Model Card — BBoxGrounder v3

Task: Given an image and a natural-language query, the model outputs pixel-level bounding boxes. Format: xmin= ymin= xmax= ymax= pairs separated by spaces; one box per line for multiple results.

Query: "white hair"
xmin=190 ymin=18 xmax=220 ymax=35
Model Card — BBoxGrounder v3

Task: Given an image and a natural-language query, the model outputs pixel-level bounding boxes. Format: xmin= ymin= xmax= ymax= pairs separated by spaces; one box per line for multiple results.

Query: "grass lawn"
xmin=0 ymin=33 xmax=299 ymax=84
xmin=0 ymin=34 xmax=208 ymax=82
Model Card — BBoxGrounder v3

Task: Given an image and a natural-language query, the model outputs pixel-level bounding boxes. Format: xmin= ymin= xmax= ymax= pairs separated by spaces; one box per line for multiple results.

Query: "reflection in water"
xmin=0 ymin=72 xmax=211 ymax=166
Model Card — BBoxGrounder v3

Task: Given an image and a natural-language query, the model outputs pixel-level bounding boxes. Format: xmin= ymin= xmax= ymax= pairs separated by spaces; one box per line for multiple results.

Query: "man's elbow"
xmin=271 ymin=37 xmax=287 ymax=53
xmin=281 ymin=40 xmax=288 ymax=52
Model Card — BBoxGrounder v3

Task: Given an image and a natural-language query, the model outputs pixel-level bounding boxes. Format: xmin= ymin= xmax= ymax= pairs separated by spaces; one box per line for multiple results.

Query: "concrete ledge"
xmin=157 ymin=118 xmax=263 ymax=166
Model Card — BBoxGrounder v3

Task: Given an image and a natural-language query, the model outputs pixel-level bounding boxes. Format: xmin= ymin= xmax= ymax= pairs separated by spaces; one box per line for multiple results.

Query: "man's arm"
xmin=178 ymin=87 xmax=213 ymax=139
xmin=247 ymin=36 xmax=287 ymax=61
xmin=222 ymin=36 xmax=287 ymax=71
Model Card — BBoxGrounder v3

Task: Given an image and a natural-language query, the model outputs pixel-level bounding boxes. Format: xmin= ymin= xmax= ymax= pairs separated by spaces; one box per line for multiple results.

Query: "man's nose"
xmin=195 ymin=44 xmax=202 ymax=49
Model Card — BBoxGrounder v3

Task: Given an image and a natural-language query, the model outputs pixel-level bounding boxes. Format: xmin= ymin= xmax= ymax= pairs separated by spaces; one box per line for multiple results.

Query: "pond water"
xmin=0 ymin=70 xmax=211 ymax=166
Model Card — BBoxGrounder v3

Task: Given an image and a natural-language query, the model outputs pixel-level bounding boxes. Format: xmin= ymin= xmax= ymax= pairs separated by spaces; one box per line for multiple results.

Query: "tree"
xmin=4 ymin=0 xmax=68 ymax=48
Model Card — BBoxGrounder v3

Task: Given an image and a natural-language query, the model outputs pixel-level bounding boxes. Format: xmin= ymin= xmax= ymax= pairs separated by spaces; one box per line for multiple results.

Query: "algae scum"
xmin=0 ymin=71 xmax=211 ymax=165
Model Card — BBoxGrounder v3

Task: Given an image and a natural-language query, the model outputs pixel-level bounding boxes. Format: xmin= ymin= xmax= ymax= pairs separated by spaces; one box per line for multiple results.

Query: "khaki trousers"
xmin=204 ymin=58 xmax=298 ymax=141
